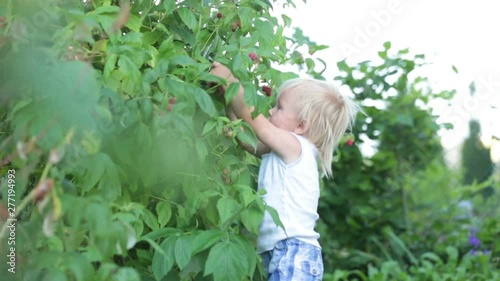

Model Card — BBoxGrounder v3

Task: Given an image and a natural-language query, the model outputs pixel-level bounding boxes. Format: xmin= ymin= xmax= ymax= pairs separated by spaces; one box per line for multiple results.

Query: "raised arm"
xmin=211 ymin=62 xmax=301 ymax=163
xmin=226 ymin=105 xmax=271 ymax=157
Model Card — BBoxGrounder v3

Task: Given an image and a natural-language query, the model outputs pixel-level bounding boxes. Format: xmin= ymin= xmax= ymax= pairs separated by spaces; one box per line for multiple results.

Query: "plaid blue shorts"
xmin=260 ymin=238 xmax=323 ymax=281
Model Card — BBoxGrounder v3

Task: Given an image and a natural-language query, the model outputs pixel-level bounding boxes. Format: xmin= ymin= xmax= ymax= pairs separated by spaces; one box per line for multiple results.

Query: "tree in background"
xmin=461 ymin=119 xmax=494 ymax=197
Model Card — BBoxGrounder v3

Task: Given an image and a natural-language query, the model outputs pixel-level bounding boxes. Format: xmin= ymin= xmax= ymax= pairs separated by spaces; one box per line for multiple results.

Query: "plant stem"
xmin=0 ymin=158 xmax=52 ymax=239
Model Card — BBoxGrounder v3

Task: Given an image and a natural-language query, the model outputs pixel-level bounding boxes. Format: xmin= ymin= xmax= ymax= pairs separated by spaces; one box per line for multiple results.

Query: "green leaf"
xmin=195 ymin=138 xmax=209 ymax=160
xmin=97 ymin=14 xmax=116 ymax=36
xmin=118 ymin=55 xmax=141 ymax=94
xmin=192 ymin=86 xmax=217 ymax=117
xmin=217 ymin=196 xmax=240 ymax=226
xmin=104 ymin=53 xmax=118 ymax=79
xmin=240 ymin=207 xmax=264 ymax=234
xmin=47 ymin=236 xmax=64 ymax=253
xmin=143 ymin=31 xmax=162 ymax=46
xmin=452 ymin=65 xmax=459 ymax=73
xmin=231 ymin=54 xmax=244 ymax=78
xmin=241 ymin=81 xmax=257 ymax=109
xmin=97 ymin=155 xmax=122 ymax=200
xmin=156 ymin=201 xmax=172 ymax=227
xmin=163 ymin=78 xmax=184 ymax=98
xmin=398 ymin=48 xmax=410 ymax=54
xmin=66 ymin=253 xmax=93 ymax=281
xmin=238 ymin=7 xmax=253 ymax=32
xmin=443 ymin=123 xmax=454 ymax=130
xmin=202 ymin=119 xmax=217 ymax=135
xmin=383 ymin=41 xmax=392 ymax=50
xmin=378 ymin=51 xmax=387 ymax=59
xmin=174 ymin=236 xmax=193 ymax=270
xmin=170 ymin=25 xmax=196 ymax=46
xmin=265 ymin=205 xmax=286 ymax=234
xmin=170 ymin=55 xmax=197 ymax=66
xmin=236 ymin=123 xmax=258 ymax=150
xmin=254 ymin=20 xmax=274 ymax=48
xmin=96 ymin=263 xmax=118 ymax=280
xmin=383 ymin=226 xmax=417 ymax=264
xmin=162 ymin=0 xmax=176 ymax=14
xmin=204 ymin=240 xmax=248 ymax=281
xmin=178 ymin=7 xmax=197 ymax=30
xmin=142 ymin=227 xmax=180 ymax=241
xmin=125 ymin=15 xmax=142 ymax=32
xmin=239 ymin=188 xmax=258 ymax=208
xmin=191 ymin=230 xmax=225 ymax=255
xmin=281 ymin=14 xmax=292 ymax=27
xmin=142 ymin=209 xmax=159 ymax=231
xmin=305 ymin=58 xmax=315 ymax=71
xmin=152 ymin=236 xmax=177 ymax=280
xmin=82 ymin=153 xmax=106 ymax=193
xmin=308 ymin=44 xmax=329 ymax=55
xmin=420 ymin=252 xmax=443 ymax=264
xmin=113 ymin=267 xmax=141 ymax=281
xmin=121 ymin=32 xmax=143 ymax=44
xmin=337 ymin=60 xmax=350 ymax=72
xmin=224 ymin=82 xmax=240 ymax=105
xmin=140 ymin=237 xmax=166 ymax=256
xmin=233 ymin=236 xmax=258 ymax=277
xmin=94 ymin=5 xmax=121 ymax=14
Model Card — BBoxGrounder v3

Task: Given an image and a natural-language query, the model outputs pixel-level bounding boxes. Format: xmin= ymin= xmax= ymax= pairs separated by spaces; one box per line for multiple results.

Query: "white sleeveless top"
xmin=256 ymin=133 xmax=321 ymax=253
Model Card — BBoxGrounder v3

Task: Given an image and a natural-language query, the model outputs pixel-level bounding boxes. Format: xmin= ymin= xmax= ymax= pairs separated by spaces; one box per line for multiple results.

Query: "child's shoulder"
xmin=291 ymin=133 xmax=318 ymax=156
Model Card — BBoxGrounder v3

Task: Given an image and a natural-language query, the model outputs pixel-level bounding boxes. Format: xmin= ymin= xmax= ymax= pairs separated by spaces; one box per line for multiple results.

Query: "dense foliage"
xmin=0 ymin=0 xmax=323 ymax=280
xmin=0 ymin=0 xmax=498 ymax=281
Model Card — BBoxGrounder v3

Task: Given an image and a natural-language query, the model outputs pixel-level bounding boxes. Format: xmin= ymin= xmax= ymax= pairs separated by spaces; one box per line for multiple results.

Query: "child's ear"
xmin=295 ymin=120 xmax=307 ymax=135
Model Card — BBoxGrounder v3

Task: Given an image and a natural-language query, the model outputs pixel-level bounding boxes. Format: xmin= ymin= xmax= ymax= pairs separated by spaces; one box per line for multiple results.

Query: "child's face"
xmin=268 ymin=90 xmax=302 ymax=133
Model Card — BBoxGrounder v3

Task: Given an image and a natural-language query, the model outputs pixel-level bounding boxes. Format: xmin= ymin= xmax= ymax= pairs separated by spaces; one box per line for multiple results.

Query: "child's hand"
xmin=210 ymin=62 xmax=239 ymax=87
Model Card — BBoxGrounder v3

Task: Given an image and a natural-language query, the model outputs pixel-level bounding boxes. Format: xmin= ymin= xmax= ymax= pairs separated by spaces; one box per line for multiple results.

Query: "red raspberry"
xmin=262 ymin=86 xmax=272 ymax=96
xmin=346 ymin=139 xmax=354 ymax=146
xmin=249 ymin=52 xmax=257 ymax=61
xmin=217 ymin=13 xmax=223 ymax=19
xmin=167 ymin=97 xmax=176 ymax=112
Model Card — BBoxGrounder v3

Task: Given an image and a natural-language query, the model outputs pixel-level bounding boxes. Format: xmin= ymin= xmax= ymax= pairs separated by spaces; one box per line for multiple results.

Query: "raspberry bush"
xmin=0 ymin=0 xmax=327 ymax=280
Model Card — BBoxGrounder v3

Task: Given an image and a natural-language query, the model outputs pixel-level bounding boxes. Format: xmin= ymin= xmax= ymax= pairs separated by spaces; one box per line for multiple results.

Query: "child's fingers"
xmin=210 ymin=62 xmax=227 ymax=79
xmin=210 ymin=61 xmax=221 ymax=69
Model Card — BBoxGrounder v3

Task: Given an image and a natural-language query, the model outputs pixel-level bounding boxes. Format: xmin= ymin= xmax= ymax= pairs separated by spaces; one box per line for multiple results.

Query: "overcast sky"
xmin=274 ymin=0 xmax=500 ymax=163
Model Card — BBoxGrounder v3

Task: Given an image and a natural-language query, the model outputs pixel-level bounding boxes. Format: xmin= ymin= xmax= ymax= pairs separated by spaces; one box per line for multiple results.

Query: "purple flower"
xmin=470 ymin=249 xmax=476 ymax=255
xmin=469 ymin=235 xmax=481 ymax=248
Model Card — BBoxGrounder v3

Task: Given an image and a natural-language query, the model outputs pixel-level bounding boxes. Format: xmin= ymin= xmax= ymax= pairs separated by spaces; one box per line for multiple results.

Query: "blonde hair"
xmin=277 ymin=78 xmax=360 ymax=178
